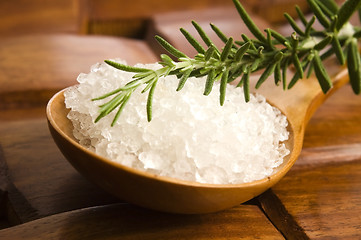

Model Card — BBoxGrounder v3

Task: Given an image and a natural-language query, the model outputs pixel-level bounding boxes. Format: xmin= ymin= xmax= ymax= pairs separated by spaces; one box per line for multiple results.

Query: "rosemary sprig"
xmin=93 ymin=0 xmax=361 ymax=124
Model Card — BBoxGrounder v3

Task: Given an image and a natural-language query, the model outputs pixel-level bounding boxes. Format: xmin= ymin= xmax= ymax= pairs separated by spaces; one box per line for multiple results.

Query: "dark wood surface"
xmin=1 ymin=2 xmax=361 ymax=239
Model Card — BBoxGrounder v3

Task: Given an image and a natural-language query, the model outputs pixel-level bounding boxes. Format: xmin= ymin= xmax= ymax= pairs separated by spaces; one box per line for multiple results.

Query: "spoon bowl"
xmin=46 ymin=67 xmax=348 ymax=214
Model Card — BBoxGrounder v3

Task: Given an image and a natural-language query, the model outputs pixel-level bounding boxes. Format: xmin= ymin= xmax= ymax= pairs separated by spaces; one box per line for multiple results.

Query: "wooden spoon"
xmin=46 ymin=65 xmax=349 ymax=214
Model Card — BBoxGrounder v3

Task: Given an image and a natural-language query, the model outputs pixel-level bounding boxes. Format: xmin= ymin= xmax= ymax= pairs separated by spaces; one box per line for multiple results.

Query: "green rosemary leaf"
xmin=205 ymin=45 xmax=216 ymax=61
xmin=353 ymin=29 xmax=361 ymax=38
xmin=274 ymin=62 xmax=282 ymax=86
xmin=250 ymin=58 xmax=262 ymax=72
xmin=314 ymin=0 xmax=335 ymax=18
xmin=290 ymin=32 xmax=299 ymax=49
xmin=296 ymin=5 xmax=308 ymax=25
xmin=287 ymin=71 xmax=302 ymax=89
xmin=146 ymin=81 xmax=157 ymax=122
xmin=241 ymin=34 xmax=257 ymax=51
xmin=104 ymin=60 xmax=149 ymax=73
xmin=111 ymin=94 xmax=130 ymax=126
xmin=210 ymin=23 xmax=229 ymax=44
xmin=293 ymin=53 xmax=304 ymax=79
xmin=180 ymin=28 xmax=206 ymax=54
xmin=176 ymin=68 xmax=192 ymax=91
xmin=265 ymin=28 xmax=274 ymax=49
xmin=257 ymin=46 xmax=264 ymax=56
xmin=332 ymin=35 xmax=345 ymax=65
xmin=307 ymin=0 xmax=330 ymax=28
xmin=284 ymin=41 xmax=292 ymax=51
xmin=330 ymin=15 xmax=338 ymax=32
xmin=336 ymin=0 xmax=361 ymax=31
xmin=305 ymin=16 xmax=316 ymax=36
xmin=204 ymin=69 xmax=216 ymax=96
xmin=256 ymin=63 xmax=276 ymax=89
xmin=160 ymin=54 xmax=174 ymax=66
xmin=282 ymin=58 xmax=289 ymax=90
xmin=94 ymin=111 xmax=107 ymax=123
xmin=155 ymin=35 xmax=187 ymax=59
xmin=236 ymin=73 xmax=244 ymax=87
xmin=242 ymin=72 xmax=250 ymax=102
xmin=99 ymin=93 xmax=125 ymax=116
xmin=133 ymin=73 xmax=156 ymax=86
xmin=288 ymin=58 xmax=311 ymax=89
xmin=189 ymin=69 xmax=206 ymax=78
xmin=220 ymin=69 xmax=229 ymax=106
xmin=347 ymin=39 xmax=361 ymax=94
xmin=232 ymin=0 xmax=267 ymax=43
xmin=221 ymin=37 xmax=234 ymax=61
xmin=133 ymin=71 xmax=151 ymax=79
xmin=269 ymin=29 xmax=288 ymax=45
xmin=92 ymin=88 xmax=123 ymax=101
xmin=235 ymin=42 xmax=251 ymax=61
xmin=312 ymin=50 xmax=332 ymax=93
xmin=229 ymin=67 xmax=244 ymax=83
xmin=307 ymin=61 xmax=314 ymax=78
xmin=284 ymin=13 xmax=305 ymax=36
xmin=313 ymin=35 xmax=333 ymax=50
xmin=192 ymin=21 xmax=215 ymax=49
xmin=317 ymin=0 xmax=339 ymax=14
xmin=141 ymin=79 xmax=158 ymax=93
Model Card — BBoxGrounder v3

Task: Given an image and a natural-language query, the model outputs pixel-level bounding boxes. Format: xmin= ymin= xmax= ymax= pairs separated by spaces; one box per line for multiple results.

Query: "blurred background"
xmin=0 ymin=0 xmax=310 ymax=39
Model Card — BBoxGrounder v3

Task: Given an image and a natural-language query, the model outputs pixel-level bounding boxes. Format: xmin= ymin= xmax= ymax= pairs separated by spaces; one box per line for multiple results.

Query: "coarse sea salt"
xmin=64 ymin=59 xmax=290 ymax=184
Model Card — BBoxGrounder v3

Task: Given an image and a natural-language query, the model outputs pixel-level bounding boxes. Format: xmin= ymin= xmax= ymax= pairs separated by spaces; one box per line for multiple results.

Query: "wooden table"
xmin=1 ymin=10 xmax=361 ymax=239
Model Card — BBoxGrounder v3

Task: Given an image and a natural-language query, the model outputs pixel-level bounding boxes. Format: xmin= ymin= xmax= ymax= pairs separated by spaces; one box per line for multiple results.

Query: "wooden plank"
xmin=0 ymin=0 xmax=78 ymax=36
xmin=78 ymin=0 xmax=235 ymax=37
xmin=0 ymin=203 xmax=284 ymax=239
xmin=263 ymin=159 xmax=361 ymax=239
xmin=146 ymin=6 xmax=272 ymax=57
xmin=83 ymin=0 xmax=234 ymax=20
xmin=258 ymin=190 xmax=309 ymax=240
xmin=303 ymin=86 xmax=361 ymax=148
xmin=0 ymin=34 xmax=158 ymax=110
xmin=296 ymin=144 xmax=361 ymax=167
xmin=0 ymin=118 xmax=120 ymax=222
xmin=247 ymin=0 xmax=309 ymax=24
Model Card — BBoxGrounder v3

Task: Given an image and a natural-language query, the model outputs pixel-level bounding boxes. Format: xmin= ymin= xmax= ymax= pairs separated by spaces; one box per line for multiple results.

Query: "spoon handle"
xmin=255 ymin=66 xmax=349 ymax=132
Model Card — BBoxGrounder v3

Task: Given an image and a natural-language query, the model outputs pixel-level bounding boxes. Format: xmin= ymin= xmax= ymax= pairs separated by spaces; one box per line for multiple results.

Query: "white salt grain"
xmin=65 ymin=59 xmax=290 ymax=184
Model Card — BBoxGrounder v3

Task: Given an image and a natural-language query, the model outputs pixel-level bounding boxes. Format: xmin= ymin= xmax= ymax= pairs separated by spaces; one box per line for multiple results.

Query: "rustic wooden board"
xmin=264 ymin=159 xmax=361 ymax=239
xmin=0 ymin=34 xmax=158 ymax=223
xmin=146 ymin=6 xmax=272 ymax=57
xmin=0 ymin=0 xmax=78 ymax=36
xmin=1 ymin=2 xmax=361 ymax=238
xmin=0 ymin=118 xmax=120 ymax=223
xmin=0 ymin=34 xmax=158 ymax=110
xmin=304 ymin=86 xmax=361 ymax=148
xmin=0 ymin=203 xmax=284 ymax=239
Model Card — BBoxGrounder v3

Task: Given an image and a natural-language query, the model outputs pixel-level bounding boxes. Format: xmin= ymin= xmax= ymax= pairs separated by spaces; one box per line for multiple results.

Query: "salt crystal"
xmin=65 ymin=59 xmax=290 ymax=184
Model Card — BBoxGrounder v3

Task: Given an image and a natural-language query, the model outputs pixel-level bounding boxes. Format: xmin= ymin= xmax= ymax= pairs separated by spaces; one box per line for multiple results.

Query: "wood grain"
xmin=0 ymin=34 xmax=158 ymax=222
xmin=79 ymin=0 xmax=235 ymax=37
xmin=0 ymin=118 xmax=120 ymax=222
xmin=0 ymin=34 xmax=158 ymax=110
xmin=146 ymin=6 xmax=272 ymax=57
xmin=0 ymin=203 xmax=284 ymax=239
xmin=247 ymin=0 xmax=310 ymax=24
xmin=304 ymin=85 xmax=361 ymax=148
xmin=0 ymin=0 xmax=78 ymax=36
xmin=0 ymin=2 xmax=361 ymax=238
xmin=269 ymin=159 xmax=361 ymax=239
